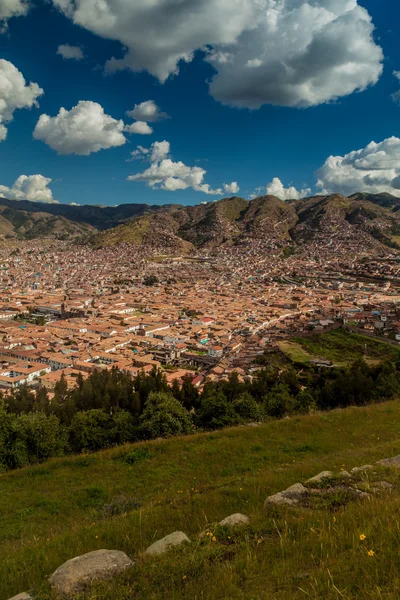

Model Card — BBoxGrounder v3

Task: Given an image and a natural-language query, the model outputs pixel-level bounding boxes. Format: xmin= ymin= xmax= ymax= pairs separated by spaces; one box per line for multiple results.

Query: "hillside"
xmin=3 ymin=400 xmax=400 ymax=599
xmin=92 ymin=192 xmax=400 ymax=255
xmin=1 ymin=191 xmax=400 ymax=249
xmin=0 ymin=205 xmax=97 ymax=241
xmin=349 ymin=192 xmax=400 ymax=212
xmin=0 ymin=197 xmax=158 ymax=230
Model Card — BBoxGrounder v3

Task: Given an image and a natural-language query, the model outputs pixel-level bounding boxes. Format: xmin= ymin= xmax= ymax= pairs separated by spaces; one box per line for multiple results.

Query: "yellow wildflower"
xmin=360 ymin=534 xmax=366 ymax=541
xmin=368 ymin=549 xmax=375 ymax=557
xmin=212 ymin=536 xmax=217 ymax=542
xmin=182 ymin=575 xmax=187 ymax=580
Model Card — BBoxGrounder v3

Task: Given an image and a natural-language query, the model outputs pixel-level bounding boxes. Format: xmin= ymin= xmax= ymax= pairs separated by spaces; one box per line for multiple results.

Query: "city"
xmin=0 ymin=225 xmax=399 ymax=395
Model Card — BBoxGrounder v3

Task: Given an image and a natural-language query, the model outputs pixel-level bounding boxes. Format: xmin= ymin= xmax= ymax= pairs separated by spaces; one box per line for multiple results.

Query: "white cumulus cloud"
xmin=266 ymin=177 xmax=311 ymax=200
xmin=0 ymin=59 xmax=43 ymax=142
xmin=33 ymin=100 xmax=126 ymax=155
xmin=57 ymin=44 xmax=84 ymax=60
xmin=124 ymin=101 xmax=168 ymax=136
xmin=51 ymin=0 xmax=383 ymax=109
xmin=124 ymin=121 xmax=153 ymax=135
xmin=208 ymin=1 xmax=383 ymax=108
xmin=0 ymin=0 xmax=29 ymax=31
xmin=223 ymin=182 xmax=240 ymax=194
xmin=126 ymin=100 xmax=169 ymax=123
xmin=128 ymin=140 xmax=223 ymax=195
xmin=392 ymin=71 xmax=400 ymax=105
xmin=0 ymin=174 xmax=57 ymax=203
xmin=316 ymin=137 xmax=400 ymax=197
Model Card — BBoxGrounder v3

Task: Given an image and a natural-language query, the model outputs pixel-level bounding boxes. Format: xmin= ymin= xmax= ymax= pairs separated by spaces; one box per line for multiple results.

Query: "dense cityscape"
xmin=0 ymin=218 xmax=399 ymax=396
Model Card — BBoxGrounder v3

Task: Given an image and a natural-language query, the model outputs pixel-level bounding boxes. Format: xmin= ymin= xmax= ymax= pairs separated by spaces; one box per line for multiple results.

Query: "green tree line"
xmin=1 ymin=359 xmax=400 ymax=472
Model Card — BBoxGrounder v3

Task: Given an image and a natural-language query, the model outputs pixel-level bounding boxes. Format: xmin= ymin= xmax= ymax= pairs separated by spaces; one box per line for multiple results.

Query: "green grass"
xmin=290 ymin=328 xmax=400 ymax=366
xmin=277 ymin=340 xmax=314 ymax=363
xmin=3 ymin=401 xmax=400 ymax=599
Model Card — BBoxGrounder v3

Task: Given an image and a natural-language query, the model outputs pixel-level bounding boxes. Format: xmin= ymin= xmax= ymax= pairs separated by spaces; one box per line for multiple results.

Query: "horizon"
xmin=0 ymin=189 xmax=396 ymax=210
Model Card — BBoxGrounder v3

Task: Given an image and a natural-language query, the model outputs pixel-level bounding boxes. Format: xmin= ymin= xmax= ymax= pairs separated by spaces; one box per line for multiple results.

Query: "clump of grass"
xmin=114 ymin=447 xmax=152 ymax=465
xmin=100 ymin=494 xmax=141 ymax=518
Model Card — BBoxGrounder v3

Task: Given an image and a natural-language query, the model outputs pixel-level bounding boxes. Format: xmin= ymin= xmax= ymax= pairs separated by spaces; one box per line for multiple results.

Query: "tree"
xmin=7 ymin=384 xmax=36 ymax=414
xmin=54 ymin=372 xmax=68 ymax=404
xmin=140 ymin=392 xmax=193 ymax=438
xmin=220 ymin=372 xmax=245 ymax=401
xmin=112 ymin=410 xmax=138 ymax=445
xmin=69 ymin=410 xmax=114 ymax=453
xmin=232 ymin=392 xmax=264 ymax=422
xmin=294 ymin=390 xmax=316 ymax=414
xmin=180 ymin=376 xmax=200 ymax=410
xmin=263 ymin=384 xmax=295 ymax=419
xmin=143 ymin=275 xmax=159 ymax=286
xmin=14 ymin=412 xmax=67 ymax=466
xmin=133 ymin=367 xmax=169 ymax=405
xmin=196 ymin=390 xmax=239 ymax=430
xmin=0 ymin=401 xmax=18 ymax=471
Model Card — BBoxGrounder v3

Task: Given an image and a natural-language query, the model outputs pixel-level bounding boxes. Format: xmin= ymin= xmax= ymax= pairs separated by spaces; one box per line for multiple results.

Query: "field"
xmin=3 ymin=400 xmax=400 ymax=599
xmin=278 ymin=328 xmax=400 ymax=366
xmin=277 ymin=340 xmax=314 ymax=364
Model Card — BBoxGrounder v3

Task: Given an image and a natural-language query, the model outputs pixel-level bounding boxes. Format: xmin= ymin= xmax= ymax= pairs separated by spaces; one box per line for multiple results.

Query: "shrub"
xmin=115 ymin=447 xmax=151 ymax=465
xmin=140 ymin=392 xmax=194 ymax=438
xmin=232 ymin=392 xmax=264 ymax=422
xmin=263 ymin=384 xmax=295 ymax=419
xmin=0 ymin=408 xmax=67 ymax=470
xmin=111 ymin=410 xmax=138 ymax=445
xmin=293 ymin=390 xmax=316 ymax=414
xmin=69 ymin=410 xmax=114 ymax=453
xmin=197 ymin=390 xmax=240 ymax=430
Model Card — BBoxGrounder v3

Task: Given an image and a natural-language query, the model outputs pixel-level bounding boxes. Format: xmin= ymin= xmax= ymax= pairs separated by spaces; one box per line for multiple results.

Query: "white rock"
xmin=351 ymin=465 xmax=375 ymax=474
xmin=377 ymin=456 xmax=400 ymax=468
xmin=305 ymin=471 xmax=333 ymax=484
xmin=339 ymin=470 xmax=352 ymax=479
xmin=7 ymin=594 xmax=33 ymax=600
xmin=49 ymin=549 xmax=133 ymax=596
xmin=219 ymin=513 xmax=250 ymax=527
xmin=372 ymin=481 xmax=393 ymax=490
xmin=145 ymin=531 xmax=190 ymax=556
xmin=265 ymin=483 xmax=308 ymax=507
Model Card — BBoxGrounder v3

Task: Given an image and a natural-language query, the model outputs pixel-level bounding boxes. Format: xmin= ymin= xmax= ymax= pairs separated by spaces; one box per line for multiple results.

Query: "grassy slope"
xmin=280 ymin=329 xmax=400 ymax=366
xmin=3 ymin=401 xmax=400 ymax=599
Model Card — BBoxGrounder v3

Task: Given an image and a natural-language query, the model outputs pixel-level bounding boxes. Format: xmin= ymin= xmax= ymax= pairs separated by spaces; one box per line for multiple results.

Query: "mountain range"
xmin=0 ymin=192 xmax=400 ymax=254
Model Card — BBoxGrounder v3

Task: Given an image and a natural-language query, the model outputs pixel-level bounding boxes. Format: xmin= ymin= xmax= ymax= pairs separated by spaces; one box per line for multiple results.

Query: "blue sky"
xmin=0 ymin=0 xmax=399 ymax=206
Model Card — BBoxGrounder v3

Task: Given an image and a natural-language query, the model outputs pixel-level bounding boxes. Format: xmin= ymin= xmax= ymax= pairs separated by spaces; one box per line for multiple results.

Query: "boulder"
xmin=376 ymin=456 xmax=400 ymax=468
xmin=339 ymin=470 xmax=352 ymax=479
xmin=145 ymin=532 xmax=190 ymax=556
xmin=219 ymin=513 xmax=250 ymax=527
xmin=265 ymin=483 xmax=308 ymax=507
xmin=305 ymin=471 xmax=333 ymax=485
xmin=8 ymin=594 xmax=33 ymax=600
xmin=371 ymin=481 xmax=393 ymax=491
xmin=351 ymin=465 xmax=375 ymax=474
xmin=49 ymin=549 xmax=133 ymax=596
xmin=353 ymin=490 xmax=372 ymax=500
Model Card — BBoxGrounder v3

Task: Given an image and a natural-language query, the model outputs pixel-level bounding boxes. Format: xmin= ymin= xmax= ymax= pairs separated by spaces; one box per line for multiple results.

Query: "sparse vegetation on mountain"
xmin=1 ymin=192 xmax=400 ymax=250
